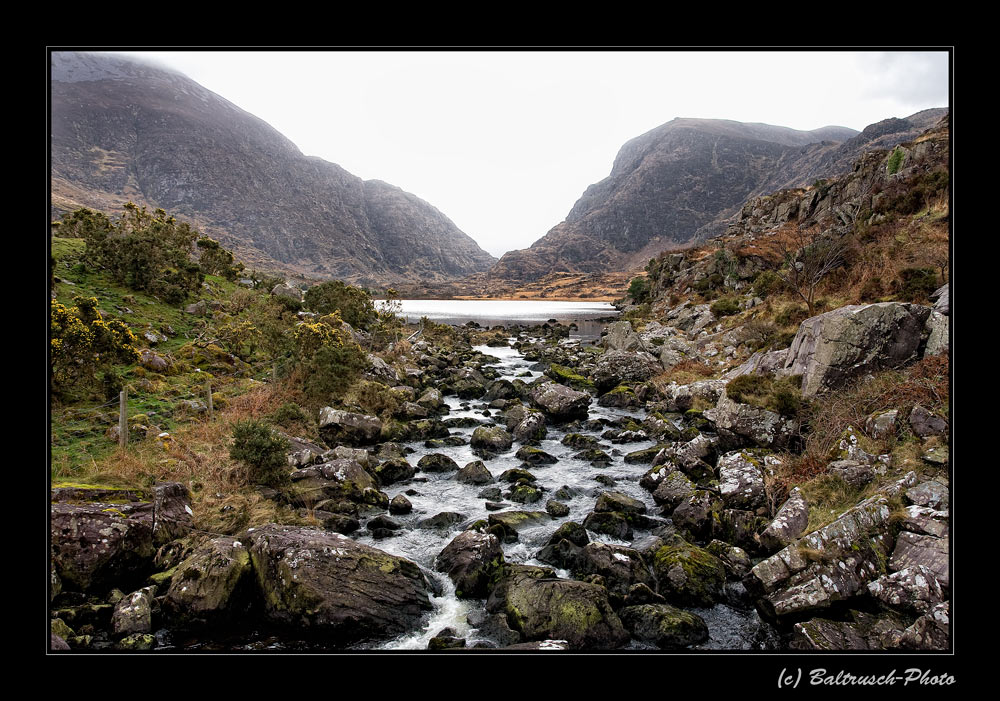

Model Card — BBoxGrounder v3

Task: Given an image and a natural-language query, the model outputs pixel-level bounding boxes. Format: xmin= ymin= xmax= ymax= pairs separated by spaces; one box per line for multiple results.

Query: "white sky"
xmin=111 ymin=49 xmax=950 ymax=258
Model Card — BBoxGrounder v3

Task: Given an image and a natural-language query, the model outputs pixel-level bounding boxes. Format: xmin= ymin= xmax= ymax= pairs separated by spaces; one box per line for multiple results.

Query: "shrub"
xmin=726 ymin=373 xmax=802 ymax=417
xmin=230 ymin=420 xmax=291 ymax=487
xmin=886 ymin=147 xmax=905 ymax=175
xmin=628 ymin=276 xmax=650 ymax=303
xmin=752 ymin=270 xmax=783 ymax=298
xmin=50 ymin=296 xmax=141 ymax=399
xmin=898 ymin=268 xmax=938 ymax=302
xmin=303 ymin=280 xmax=376 ymax=329
xmin=710 ymin=297 xmax=740 ymax=317
xmin=269 ymin=402 xmax=310 ymax=428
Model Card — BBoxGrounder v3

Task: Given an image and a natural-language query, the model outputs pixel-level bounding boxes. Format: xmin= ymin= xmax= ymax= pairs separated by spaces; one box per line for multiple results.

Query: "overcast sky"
xmin=111 ymin=49 xmax=950 ymax=258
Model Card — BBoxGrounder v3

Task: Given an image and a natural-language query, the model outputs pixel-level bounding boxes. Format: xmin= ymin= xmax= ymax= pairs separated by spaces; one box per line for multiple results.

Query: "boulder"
xmin=417 ymin=453 xmax=460 ymax=473
xmin=909 ymin=405 xmax=948 ymax=438
xmin=271 ymin=283 xmax=303 ymax=303
xmin=317 ymin=408 xmax=383 ymax=446
xmin=288 ymin=459 xmax=387 ymax=507
xmin=620 ymin=604 xmax=709 ymax=649
xmin=716 ymin=450 xmax=768 ymax=510
xmin=247 ymin=525 xmax=433 ymax=642
xmin=652 ymin=470 xmax=696 ymax=511
xmin=593 ymin=350 xmax=662 ymax=394
xmin=704 ymin=391 xmax=799 ymax=450
xmin=577 ymin=542 xmax=654 ymax=597
xmin=758 ymin=487 xmax=809 ymax=553
xmin=867 ymin=565 xmax=945 ymax=615
xmin=372 ymin=457 xmax=416 ymax=486
xmin=747 ymin=496 xmax=894 ymax=620
xmin=780 ymin=302 xmax=932 ymax=396
xmin=435 ymin=531 xmax=505 ymax=599
xmin=389 ymin=495 xmax=412 ymax=515
xmin=111 ymin=587 xmax=154 ymax=637
xmin=471 ymin=425 xmax=514 ymax=454
xmin=898 ymin=601 xmax=949 ymax=650
xmin=50 ymin=498 xmax=156 ymax=593
xmin=139 ymin=349 xmax=171 ymax=373
xmin=923 ymin=311 xmax=948 ymax=357
xmin=650 ymin=535 xmax=727 ymax=607
xmin=530 ymin=382 xmax=591 ymax=421
xmin=512 ymin=412 xmax=547 ymax=443
xmin=488 ymin=571 xmax=630 ymax=649
xmin=601 ymin=320 xmax=647 ymax=352
xmin=930 ymin=283 xmax=949 ymax=315
xmin=890 ymin=531 xmax=949 ymax=589
xmin=163 ymin=536 xmax=253 ymax=626
xmin=455 ymin=461 xmax=495 ymax=485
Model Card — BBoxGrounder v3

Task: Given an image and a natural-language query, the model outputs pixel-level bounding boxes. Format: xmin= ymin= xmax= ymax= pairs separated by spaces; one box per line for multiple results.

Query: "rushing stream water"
xmin=355 ymin=340 xmax=778 ymax=651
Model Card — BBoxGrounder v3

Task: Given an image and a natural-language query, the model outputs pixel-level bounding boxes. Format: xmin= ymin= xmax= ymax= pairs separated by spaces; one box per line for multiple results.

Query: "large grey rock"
xmin=288 ymin=459 xmax=386 ymax=507
xmin=898 ymin=601 xmax=949 ymax=650
xmin=923 ymin=310 xmax=948 ymax=357
xmin=649 ymin=535 xmax=727 ymax=607
xmin=317 ymin=408 xmax=383 ymax=446
xmin=899 ymin=505 xmax=948 ymax=538
xmin=656 ymin=379 xmax=727 ymax=412
xmin=723 ymin=349 xmax=790 ymax=380
xmin=930 ymin=283 xmax=949 ymax=315
xmin=593 ymin=350 xmax=662 ymax=394
xmin=271 ymin=282 xmax=303 ymax=302
xmin=577 ymin=543 xmax=654 ymax=597
xmin=247 ymin=525 xmax=433 ymax=642
xmin=111 ymin=587 xmax=154 ymax=637
xmin=471 ymin=425 xmax=514 ymax=454
xmin=758 ymin=487 xmax=809 ymax=553
xmin=512 ymin=411 xmax=547 ymax=443
xmin=163 ymin=536 xmax=253 ymax=626
xmin=704 ymin=391 xmax=799 ymax=450
xmin=905 ymin=480 xmax=949 ymax=510
xmin=530 ymin=381 xmax=591 ymax=421
xmin=602 ymin=320 xmax=647 ymax=353
xmin=780 ymin=302 xmax=932 ymax=396
xmin=619 ymin=604 xmax=709 ymax=648
xmin=716 ymin=450 xmax=768 ymax=510
xmin=908 ymin=405 xmax=948 ymax=438
xmin=50 ymin=498 xmax=157 ymax=593
xmin=652 ymin=470 xmax=697 ymax=511
xmin=435 ymin=531 xmax=505 ymax=599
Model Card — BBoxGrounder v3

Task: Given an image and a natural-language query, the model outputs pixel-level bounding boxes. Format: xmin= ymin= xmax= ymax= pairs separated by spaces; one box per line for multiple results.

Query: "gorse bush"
xmin=886 ymin=147 xmax=905 ymax=175
xmin=56 ymin=203 xmax=239 ymax=305
xmin=303 ymin=280 xmax=376 ymax=329
xmin=51 ymin=296 xmax=140 ymax=399
xmin=628 ymin=276 xmax=650 ymax=303
xmin=230 ymin=419 xmax=290 ymax=487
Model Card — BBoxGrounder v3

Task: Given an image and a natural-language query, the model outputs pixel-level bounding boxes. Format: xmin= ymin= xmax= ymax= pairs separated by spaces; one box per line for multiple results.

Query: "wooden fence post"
xmin=119 ymin=390 xmax=127 ymax=449
xmin=206 ymin=378 xmax=214 ymax=420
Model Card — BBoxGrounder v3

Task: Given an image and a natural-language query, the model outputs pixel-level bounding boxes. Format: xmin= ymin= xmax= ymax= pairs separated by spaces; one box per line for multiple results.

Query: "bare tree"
xmin=765 ymin=228 xmax=848 ymax=317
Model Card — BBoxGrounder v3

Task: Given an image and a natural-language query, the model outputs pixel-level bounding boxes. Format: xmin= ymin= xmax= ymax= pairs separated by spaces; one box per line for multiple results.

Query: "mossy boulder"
xmin=487 ymin=510 xmax=549 ymax=543
xmin=455 ymin=460 xmax=495 ymax=485
xmin=288 ymin=459 xmax=388 ymax=508
xmin=489 ymin=572 xmax=630 ymax=650
xmin=597 ymin=385 xmax=641 ymax=409
xmin=577 ymin=542 xmax=654 ymax=597
xmin=471 ymin=425 xmax=514 ymax=455
xmin=594 ymin=491 xmax=646 ymax=516
xmin=163 ymin=536 xmax=253 ymax=627
xmin=620 ymin=604 xmax=709 ymax=648
xmin=546 ymin=364 xmax=596 ymax=392
xmin=435 ymin=531 xmax=505 ymax=599
xmin=531 ymin=382 xmax=592 ymax=421
xmin=583 ymin=511 xmax=633 ymax=541
xmin=247 ymin=525 xmax=433 ymax=643
xmin=318 ymin=408 xmax=383 ymax=446
xmin=651 ymin=535 xmax=727 ymax=607
xmin=372 ymin=457 xmax=416 ymax=486
xmin=515 ymin=445 xmax=558 ymax=465
xmin=417 ymin=453 xmax=460 ymax=473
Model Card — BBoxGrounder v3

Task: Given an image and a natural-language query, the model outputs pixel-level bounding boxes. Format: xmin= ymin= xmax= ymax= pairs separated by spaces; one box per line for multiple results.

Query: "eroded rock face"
xmin=246 ymin=525 xmax=433 ymax=642
xmin=716 ymin=450 xmax=768 ymax=510
xmin=602 ymin=320 xmax=647 ymax=353
xmin=780 ymin=302 xmax=932 ymax=396
xmin=867 ymin=565 xmax=945 ymax=615
xmin=747 ymin=496 xmax=893 ymax=620
xmin=288 ymin=459 xmax=386 ymax=507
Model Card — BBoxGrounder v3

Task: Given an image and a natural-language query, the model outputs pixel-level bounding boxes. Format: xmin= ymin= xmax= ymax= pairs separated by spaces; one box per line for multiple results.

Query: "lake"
xmin=376 ymin=299 xmax=620 ymax=338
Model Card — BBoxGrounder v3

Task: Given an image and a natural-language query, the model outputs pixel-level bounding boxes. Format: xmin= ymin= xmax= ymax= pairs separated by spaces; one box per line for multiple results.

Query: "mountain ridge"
xmin=50 ymin=51 xmax=497 ymax=286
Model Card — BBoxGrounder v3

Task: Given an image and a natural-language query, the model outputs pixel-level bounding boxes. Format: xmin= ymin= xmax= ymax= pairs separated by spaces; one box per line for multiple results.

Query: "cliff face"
xmin=50 ymin=51 xmax=496 ymax=285
xmin=491 ymin=111 xmax=946 ymax=282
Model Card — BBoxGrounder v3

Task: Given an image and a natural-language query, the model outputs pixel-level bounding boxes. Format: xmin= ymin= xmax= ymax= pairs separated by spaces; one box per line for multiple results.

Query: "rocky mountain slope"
xmin=491 ymin=110 xmax=946 ymax=282
xmin=50 ymin=51 xmax=497 ymax=285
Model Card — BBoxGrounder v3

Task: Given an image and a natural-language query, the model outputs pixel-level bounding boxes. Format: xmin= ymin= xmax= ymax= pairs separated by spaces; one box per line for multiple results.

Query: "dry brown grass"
xmin=654 ymin=359 xmax=718 ymax=386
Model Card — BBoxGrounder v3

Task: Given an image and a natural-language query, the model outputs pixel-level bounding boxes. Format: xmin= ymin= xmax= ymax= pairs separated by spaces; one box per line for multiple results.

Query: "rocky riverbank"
xmin=50 ymin=290 xmax=950 ymax=651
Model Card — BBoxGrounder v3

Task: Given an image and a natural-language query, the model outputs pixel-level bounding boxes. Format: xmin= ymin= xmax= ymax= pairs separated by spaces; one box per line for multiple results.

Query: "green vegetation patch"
xmin=726 ymin=373 xmax=802 ymax=416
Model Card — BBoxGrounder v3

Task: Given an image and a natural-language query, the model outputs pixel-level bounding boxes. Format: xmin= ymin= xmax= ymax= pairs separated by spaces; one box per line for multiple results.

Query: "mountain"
xmin=490 ymin=110 xmax=946 ymax=282
xmin=50 ymin=51 xmax=497 ymax=286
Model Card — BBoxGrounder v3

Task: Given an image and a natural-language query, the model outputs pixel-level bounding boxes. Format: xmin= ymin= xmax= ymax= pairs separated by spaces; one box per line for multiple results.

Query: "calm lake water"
xmin=376 ymin=299 xmax=620 ymax=338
